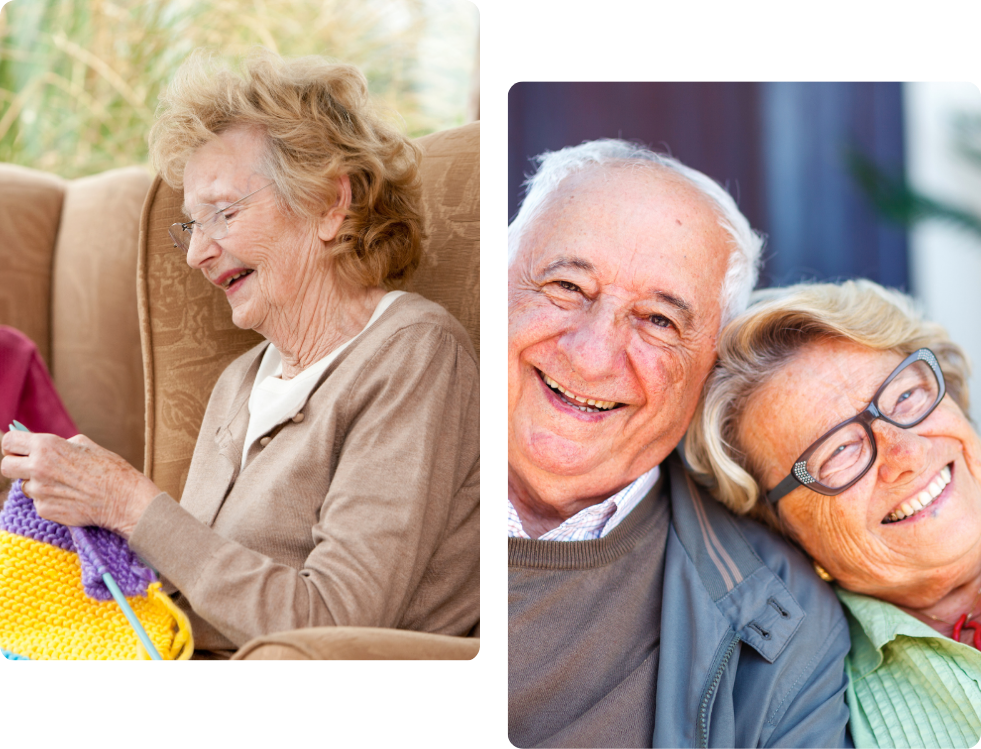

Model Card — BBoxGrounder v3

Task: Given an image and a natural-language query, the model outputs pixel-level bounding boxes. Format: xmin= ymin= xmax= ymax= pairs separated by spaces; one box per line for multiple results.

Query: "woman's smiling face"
xmin=740 ymin=338 xmax=981 ymax=608
xmin=181 ymin=127 xmax=326 ymax=338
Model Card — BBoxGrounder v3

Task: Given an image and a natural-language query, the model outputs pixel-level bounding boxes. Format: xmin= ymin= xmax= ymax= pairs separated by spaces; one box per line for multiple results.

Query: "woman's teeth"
xmin=224 ymin=269 xmax=253 ymax=288
xmin=541 ymin=372 xmax=619 ymax=412
xmin=885 ymin=464 xmax=951 ymax=523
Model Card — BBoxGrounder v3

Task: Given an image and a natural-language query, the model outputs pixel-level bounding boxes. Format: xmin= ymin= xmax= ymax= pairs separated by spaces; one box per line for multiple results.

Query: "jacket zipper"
xmin=696 ymin=632 xmax=740 ymax=748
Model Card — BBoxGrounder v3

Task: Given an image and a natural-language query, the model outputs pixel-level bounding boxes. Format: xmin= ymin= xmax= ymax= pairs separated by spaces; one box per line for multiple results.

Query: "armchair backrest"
xmin=138 ymin=122 xmax=479 ymax=500
xmin=0 ymin=164 xmax=150 ymax=468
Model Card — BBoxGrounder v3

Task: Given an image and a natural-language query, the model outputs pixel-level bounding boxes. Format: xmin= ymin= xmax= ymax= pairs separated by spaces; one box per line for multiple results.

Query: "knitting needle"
xmin=70 ymin=527 xmax=163 ymax=660
xmin=8 ymin=420 xmax=163 ymax=660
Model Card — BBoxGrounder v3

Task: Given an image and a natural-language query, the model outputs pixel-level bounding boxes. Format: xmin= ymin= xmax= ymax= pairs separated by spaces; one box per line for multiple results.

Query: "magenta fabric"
xmin=0 ymin=325 xmax=78 ymax=438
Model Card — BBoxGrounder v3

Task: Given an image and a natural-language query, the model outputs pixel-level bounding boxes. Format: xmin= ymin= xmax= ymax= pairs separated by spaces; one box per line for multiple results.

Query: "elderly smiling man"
xmin=507 ymin=140 xmax=852 ymax=748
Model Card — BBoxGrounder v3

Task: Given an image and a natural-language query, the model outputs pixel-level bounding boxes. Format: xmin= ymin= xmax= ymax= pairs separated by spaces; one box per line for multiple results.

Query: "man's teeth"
xmin=541 ymin=373 xmax=618 ymax=412
xmin=886 ymin=464 xmax=951 ymax=523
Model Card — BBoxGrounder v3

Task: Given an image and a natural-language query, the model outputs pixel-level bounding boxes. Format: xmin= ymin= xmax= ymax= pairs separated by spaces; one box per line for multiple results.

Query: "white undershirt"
xmin=241 ymin=290 xmax=406 ymax=471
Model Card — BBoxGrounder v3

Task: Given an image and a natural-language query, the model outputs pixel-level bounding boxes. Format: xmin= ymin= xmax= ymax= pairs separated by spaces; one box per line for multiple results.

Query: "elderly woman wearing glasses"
xmin=686 ymin=279 xmax=981 ymax=748
xmin=0 ymin=49 xmax=479 ymax=656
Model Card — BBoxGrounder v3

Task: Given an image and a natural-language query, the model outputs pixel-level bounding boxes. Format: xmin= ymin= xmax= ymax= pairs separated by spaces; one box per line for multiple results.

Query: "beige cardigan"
xmin=129 ymin=293 xmax=480 ymax=654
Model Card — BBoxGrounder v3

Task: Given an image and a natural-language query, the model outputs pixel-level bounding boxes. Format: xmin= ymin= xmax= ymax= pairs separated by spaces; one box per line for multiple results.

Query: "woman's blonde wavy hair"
xmin=149 ymin=47 xmax=424 ymax=289
xmin=685 ymin=279 xmax=971 ymax=533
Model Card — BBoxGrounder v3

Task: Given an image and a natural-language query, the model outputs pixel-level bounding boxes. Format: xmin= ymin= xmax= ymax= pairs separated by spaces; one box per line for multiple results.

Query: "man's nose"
xmin=556 ymin=305 xmax=626 ymax=382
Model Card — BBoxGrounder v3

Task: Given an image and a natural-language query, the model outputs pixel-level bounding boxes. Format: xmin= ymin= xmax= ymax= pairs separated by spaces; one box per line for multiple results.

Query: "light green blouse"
xmin=837 ymin=587 xmax=981 ymax=749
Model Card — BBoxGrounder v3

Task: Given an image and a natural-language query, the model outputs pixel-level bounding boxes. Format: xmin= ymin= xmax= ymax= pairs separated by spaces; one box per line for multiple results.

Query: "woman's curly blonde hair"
xmin=685 ymin=279 xmax=971 ymax=533
xmin=149 ymin=47 xmax=425 ymax=288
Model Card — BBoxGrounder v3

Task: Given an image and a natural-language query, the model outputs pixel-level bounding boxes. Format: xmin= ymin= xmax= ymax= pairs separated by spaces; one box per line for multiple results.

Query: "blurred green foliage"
xmin=0 ymin=0 xmax=477 ymax=178
xmin=848 ymin=112 xmax=981 ymax=241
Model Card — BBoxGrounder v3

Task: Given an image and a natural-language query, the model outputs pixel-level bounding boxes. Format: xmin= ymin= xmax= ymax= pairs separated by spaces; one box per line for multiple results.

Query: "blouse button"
xmin=292 ymin=413 xmax=305 ymax=423
xmin=259 ymin=436 xmax=272 ymax=447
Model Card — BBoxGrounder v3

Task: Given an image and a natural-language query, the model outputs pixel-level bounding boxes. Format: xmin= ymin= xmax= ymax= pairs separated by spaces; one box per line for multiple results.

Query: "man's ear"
xmin=317 ymin=174 xmax=352 ymax=242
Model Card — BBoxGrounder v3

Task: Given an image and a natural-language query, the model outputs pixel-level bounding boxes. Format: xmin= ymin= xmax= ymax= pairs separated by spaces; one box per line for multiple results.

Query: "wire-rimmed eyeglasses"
xmin=766 ymin=348 xmax=946 ymax=506
xmin=168 ymin=182 xmax=273 ymax=253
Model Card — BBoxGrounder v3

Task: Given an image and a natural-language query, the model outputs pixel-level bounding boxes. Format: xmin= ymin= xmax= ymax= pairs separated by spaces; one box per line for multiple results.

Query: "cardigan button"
xmin=259 ymin=436 xmax=272 ymax=447
xmin=292 ymin=412 xmax=305 ymax=423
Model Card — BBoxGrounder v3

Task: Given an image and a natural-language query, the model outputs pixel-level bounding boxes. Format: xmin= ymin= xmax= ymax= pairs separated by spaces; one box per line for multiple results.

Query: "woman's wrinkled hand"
xmin=0 ymin=431 xmax=161 ymax=538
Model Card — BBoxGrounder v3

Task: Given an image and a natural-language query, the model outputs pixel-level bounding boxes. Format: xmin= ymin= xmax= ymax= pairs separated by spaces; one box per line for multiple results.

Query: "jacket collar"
xmin=667 ymin=452 xmax=805 ymax=663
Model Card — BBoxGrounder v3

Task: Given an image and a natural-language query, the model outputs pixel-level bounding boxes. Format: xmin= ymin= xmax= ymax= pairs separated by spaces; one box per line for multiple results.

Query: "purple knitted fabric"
xmin=1 ymin=479 xmax=157 ymax=600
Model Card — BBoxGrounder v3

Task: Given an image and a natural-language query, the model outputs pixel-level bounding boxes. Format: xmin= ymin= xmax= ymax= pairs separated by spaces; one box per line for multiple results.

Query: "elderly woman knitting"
xmin=686 ymin=279 xmax=981 ymax=748
xmin=0 ymin=49 xmax=479 ymax=657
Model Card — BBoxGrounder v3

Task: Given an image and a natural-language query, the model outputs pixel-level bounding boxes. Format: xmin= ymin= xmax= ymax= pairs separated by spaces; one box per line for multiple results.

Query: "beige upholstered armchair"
xmin=0 ymin=164 xmax=150 ymax=469
xmin=140 ymin=121 xmax=480 ymax=659
xmin=0 ymin=122 xmax=479 ymax=659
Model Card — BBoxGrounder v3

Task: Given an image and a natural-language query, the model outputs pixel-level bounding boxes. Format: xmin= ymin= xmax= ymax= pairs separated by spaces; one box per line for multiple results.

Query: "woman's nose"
xmin=875 ymin=421 xmax=930 ymax=484
xmin=185 ymin=229 xmax=220 ymax=269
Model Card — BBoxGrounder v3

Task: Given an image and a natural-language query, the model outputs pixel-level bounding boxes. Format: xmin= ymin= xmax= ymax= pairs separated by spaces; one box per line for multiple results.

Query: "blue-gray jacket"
xmin=655 ymin=454 xmax=852 ymax=747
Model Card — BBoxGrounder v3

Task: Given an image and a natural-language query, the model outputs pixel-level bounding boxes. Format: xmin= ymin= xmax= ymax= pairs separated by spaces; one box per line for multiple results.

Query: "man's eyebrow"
xmin=540 ymin=257 xmax=597 ymax=275
xmin=535 ymin=257 xmax=695 ymax=326
xmin=649 ymin=290 xmax=694 ymax=327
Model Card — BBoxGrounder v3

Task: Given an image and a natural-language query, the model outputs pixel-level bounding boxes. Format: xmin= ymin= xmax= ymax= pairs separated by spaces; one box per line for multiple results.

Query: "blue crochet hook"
xmin=8 ymin=420 xmax=163 ymax=660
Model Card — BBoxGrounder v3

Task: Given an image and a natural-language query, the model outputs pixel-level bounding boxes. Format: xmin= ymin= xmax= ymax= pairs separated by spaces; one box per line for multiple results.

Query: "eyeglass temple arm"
xmin=766 ymin=473 xmax=800 ymax=507
xmin=187 ymin=183 xmax=272 ymax=225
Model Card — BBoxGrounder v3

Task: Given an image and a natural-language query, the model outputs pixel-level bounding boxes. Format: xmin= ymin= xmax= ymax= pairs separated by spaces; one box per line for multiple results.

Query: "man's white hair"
xmin=508 ymin=139 xmax=764 ymax=326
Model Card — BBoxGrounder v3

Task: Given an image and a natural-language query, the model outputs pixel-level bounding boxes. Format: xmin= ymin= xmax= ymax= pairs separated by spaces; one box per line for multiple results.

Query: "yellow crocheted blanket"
xmin=0 ymin=480 xmax=192 ymax=660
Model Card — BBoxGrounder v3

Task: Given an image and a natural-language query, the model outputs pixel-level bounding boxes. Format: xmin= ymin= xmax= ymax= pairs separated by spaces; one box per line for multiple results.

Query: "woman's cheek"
xmin=960 ymin=428 xmax=981 ymax=478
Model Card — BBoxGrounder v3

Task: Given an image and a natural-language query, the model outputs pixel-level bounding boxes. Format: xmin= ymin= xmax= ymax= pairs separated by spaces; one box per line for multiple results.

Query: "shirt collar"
xmin=507 ymin=465 xmax=660 ymax=541
xmin=837 ymin=587 xmax=965 ymax=678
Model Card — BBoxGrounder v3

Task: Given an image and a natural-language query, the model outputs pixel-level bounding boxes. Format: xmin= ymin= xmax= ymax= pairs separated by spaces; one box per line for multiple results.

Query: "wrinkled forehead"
xmin=182 ymin=127 xmax=268 ymax=208
xmin=556 ymin=161 xmax=716 ymax=214
xmin=515 ymin=165 xmax=731 ymax=309
xmin=791 ymin=341 xmax=906 ymax=399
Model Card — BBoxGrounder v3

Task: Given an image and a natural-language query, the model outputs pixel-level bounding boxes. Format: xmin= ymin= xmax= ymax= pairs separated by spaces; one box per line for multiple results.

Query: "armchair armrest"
xmin=231 ymin=626 xmax=480 ymax=660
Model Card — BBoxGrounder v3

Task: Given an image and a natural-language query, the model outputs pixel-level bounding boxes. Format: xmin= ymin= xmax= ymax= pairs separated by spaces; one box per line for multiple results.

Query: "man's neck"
xmin=507 ymin=464 xmax=646 ymax=539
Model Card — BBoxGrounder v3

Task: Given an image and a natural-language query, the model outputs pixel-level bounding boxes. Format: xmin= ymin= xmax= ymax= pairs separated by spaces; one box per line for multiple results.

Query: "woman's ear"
xmin=317 ymin=174 xmax=352 ymax=242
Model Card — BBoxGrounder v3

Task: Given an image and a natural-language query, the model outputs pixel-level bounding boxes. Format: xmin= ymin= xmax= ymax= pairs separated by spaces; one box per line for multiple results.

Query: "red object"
xmin=968 ymin=621 xmax=981 ymax=650
xmin=951 ymin=613 xmax=981 ymax=650
xmin=953 ymin=613 xmax=967 ymax=644
xmin=0 ymin=326 xmax=78 ymax=438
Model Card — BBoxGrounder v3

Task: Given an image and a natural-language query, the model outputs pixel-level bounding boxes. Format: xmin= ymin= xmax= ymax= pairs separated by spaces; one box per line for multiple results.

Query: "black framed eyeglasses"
xmin=168 ymin=182 xmax=273 ymax=253
xmin=766 ymin=348 xmax=946 ymax=506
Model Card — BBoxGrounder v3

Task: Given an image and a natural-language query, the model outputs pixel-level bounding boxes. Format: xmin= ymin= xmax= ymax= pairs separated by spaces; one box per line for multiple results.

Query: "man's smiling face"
xmin=508 ymin=166 xmax=732 ymax=507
